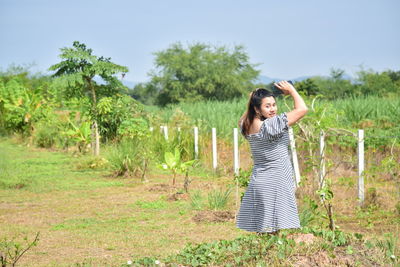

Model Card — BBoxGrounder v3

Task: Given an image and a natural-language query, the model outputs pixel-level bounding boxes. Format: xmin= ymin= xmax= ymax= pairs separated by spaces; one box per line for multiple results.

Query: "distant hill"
xmin=119 ymin=73 xmax=355 ymax=89
xmin=256 ymin=75 xmax=313 ymax=84
xmin=257 ymin=74 xmax=354 ymax=84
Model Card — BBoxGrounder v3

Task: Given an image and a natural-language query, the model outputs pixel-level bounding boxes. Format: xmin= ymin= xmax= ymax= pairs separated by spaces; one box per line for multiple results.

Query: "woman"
xmin=236 ymin=80 xmax=308 ymax=234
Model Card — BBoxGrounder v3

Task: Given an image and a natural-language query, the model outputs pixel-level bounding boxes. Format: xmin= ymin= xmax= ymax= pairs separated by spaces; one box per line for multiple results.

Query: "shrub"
xmin=0 ymin=232 xmax=40 ymax=267
xmin=33 ymin=121 xmax=61 ymax=148
xmin=108 ymin=137 xmax=152 ymax=181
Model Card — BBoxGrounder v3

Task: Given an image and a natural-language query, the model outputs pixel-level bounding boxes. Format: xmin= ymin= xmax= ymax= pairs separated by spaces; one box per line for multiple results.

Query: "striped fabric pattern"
xmin=236 ymin=112 xmax=300 ymax=233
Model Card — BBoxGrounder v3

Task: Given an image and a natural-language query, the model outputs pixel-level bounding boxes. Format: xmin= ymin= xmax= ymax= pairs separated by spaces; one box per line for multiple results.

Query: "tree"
xmin=148 ymin=42 xmax=260 ymax=106
xmin=356 ymin=69 xmax=398 ymax=96
xmin=49 ymin=41 xmax=128 ymax=155
xmin=0 ymin=78 xmax=49 ymax=136
xmin=313 ymin=68 xmax=355 ymax=98
xmin=129 ymin=82 xmax=159 ymax=105
xmin=294 ymin=78 xmax=320 ymax=96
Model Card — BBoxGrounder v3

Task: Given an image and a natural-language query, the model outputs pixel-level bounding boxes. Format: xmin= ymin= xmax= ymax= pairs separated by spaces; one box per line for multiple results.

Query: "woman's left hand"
xmin=274 ymin=81 xmax=296 ymax=95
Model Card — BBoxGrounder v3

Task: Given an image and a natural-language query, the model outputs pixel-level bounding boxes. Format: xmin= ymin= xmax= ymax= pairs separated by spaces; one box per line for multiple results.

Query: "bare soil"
xmin=192 ymin=210 xmax=235 ymax=223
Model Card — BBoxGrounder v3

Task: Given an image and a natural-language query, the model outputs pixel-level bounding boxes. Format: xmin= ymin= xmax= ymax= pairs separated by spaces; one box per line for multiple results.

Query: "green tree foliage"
xmin=313 ymin=68 xmax=354 ymax=98
xmin=96 ymin=94 xmax=144 ymax=141
xmin=0 ymin=78 xmax=50 ymax=135
xmin=356 ymin=69 xmax=399 ymax=96
xmin=49 ymin=41 xmax=129 ymax=155
xmin=130 ymin=82 xmax=158 ymax=105
xmin=140 ymin=42 xmax=260 ymax=106
xmin=294 ymin=78 xmax=320 ymax=96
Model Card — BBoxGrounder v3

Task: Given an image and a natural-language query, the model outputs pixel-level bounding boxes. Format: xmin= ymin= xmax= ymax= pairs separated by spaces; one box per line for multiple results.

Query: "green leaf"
xmin=174 ymin=147 xmax=181 ymax=163
xmin=165 ymin=152 xmax=176 ymax=168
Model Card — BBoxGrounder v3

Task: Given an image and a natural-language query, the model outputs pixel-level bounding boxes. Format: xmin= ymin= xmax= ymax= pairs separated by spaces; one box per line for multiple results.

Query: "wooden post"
xmin=194 ymin=127 xmax=199 ymax=160
xmin=212 ymin=128 xmax=217 ymax=170
xmin=319 ymin=130 xmax=326 ymax=188
xmin=358 ymin=129 xmax=365 ymax=206
xmin=233 ymin=128 xmax=239 ymax=176
xmin=288 ymin=127 xmax=301 ymax=187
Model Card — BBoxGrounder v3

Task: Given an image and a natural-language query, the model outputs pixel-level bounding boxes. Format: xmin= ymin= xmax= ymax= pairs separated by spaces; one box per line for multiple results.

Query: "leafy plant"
xmin=0 ymin=78 xmax=49 ymax=136
xmin=234 ymin=168 xmax=251 ymax=201
xmin=62 ymin=119 xmax=92 ymax=153
xmin=299 ymin=196 xmax=319 ymax=227
xmin=376 ymin=233 xmax=398 ymax=262
xmin=97 ymin=95 xmax=144 ymax=141
xmin=161 ymin=147 xmax=196 ymax=187
xmin=316 ymin=178 xmax=335 ymax=230
xmin=0 ymin=232 xmax=40 ymax=267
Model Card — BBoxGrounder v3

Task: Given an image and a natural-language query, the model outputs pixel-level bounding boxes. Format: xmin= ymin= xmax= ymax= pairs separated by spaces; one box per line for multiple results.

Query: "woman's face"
xmin=257 ymin=96 xmax=277 ymax=119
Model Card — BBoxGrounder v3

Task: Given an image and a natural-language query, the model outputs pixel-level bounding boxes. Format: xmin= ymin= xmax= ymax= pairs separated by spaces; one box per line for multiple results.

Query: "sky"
xmin=1 ymin=0 xmax=399 ymax=83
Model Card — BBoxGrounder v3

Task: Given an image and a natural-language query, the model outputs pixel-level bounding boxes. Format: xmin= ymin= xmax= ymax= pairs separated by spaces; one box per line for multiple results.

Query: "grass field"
xmin=0 ymin=138 xmax=242 ymax=266
xmin=0 ymin=137 xmax=399 ymax=266
xmin=146 ymin=95 xmax=400 ymax=147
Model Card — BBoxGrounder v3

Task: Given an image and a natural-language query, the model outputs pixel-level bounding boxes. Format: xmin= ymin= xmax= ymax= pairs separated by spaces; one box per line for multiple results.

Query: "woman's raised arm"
xmin=274 ymin=81 xmax=308 ymax=126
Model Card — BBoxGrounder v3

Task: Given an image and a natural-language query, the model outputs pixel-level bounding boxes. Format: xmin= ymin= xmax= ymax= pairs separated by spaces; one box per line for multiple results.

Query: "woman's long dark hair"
xmin=239 ymin=88 xmax=275 ymax=136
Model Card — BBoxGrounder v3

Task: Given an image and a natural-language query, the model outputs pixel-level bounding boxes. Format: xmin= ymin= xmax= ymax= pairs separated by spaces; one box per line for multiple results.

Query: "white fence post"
xmin=233 ymin=128 xmax=239 ymax=176
xmin=194 ymin=127 xmax=199 ymax=160
xmin=177 ymin=127 xmax=181 ymax=142
xmin=358 ymin=129 xmax=365 ymax=206
xmin=163 ymin=125 xmax=168 ymax=140
xmin=212 ymin=128 xmax=218 ymax=170
xmin=288 ymin=127 xmax=301 ymax=187
xmin=149 ymin=127 xmax=154 ymax=132
xmin=319 ymin=130 xmax=326 ymax=188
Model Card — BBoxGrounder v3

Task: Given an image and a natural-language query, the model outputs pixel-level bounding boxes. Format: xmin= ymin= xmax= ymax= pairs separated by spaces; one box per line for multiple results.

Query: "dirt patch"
xmin=192 ymin=210 xmax=235 ymax=223
xmin=292 ymin=250 xmax=355 ymax=266
xmin=292 ymin=242 xmax=383 ymax=267
xmin=167 ymin=192 xmax=190 ymax=201
xmin=287 ymin=233 xmax=319 ymax=245
xmin=146 ymin=183 xmax=176 ymax=192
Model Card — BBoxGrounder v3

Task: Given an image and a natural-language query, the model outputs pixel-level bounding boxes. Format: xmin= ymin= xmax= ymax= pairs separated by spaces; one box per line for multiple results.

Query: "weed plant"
xmin=108 ymin=138 xmax=150 ymax=179
xmin=375 ymin=233 xmax=398 ymax=261
xmin=207 ymin=186 xmax=233 ymax=211
xmin=190 ymin=190 xmax=204 ymax=210
xmin=0 ymin=232 xmax=40 ymax=267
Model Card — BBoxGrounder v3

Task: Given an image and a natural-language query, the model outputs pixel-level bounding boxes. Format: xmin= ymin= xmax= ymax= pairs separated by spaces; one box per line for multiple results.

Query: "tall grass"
xmin=146 ymin=95 xmax=400 ymax=144
xmin=328 ymin=95 xmax=400 ymax=125
xmin=207 ymin=187 xmax=233 ymax=211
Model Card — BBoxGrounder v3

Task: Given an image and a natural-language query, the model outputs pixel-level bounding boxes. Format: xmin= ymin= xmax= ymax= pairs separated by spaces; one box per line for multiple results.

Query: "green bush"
xmin=108 ymin=136 xmax=152 ymax=180
xmin=33 ymin=121 xmax=61 ymax=148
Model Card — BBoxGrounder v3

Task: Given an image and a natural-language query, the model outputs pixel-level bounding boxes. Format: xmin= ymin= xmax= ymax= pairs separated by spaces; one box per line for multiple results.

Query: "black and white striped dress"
xmin=236 ymin=112 xmax=300 ymax=233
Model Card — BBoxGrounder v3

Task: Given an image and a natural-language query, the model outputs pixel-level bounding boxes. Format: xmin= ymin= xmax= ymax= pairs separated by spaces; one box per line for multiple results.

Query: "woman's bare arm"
xmin=274 ymin=81 xmax=308 ymax=126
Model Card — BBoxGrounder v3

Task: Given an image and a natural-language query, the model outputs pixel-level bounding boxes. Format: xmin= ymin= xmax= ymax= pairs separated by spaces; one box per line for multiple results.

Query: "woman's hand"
xmin=274 ymin=80 xmax=295 ymax=95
